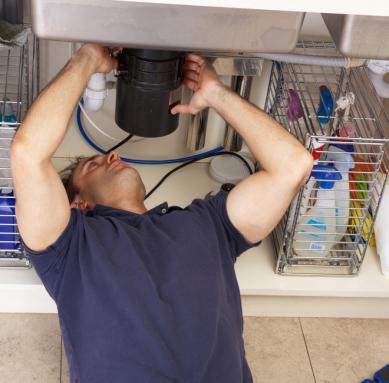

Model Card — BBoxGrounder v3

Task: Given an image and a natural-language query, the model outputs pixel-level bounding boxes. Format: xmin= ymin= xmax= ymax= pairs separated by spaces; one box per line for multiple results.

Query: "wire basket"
xmin=265 ymin=42 xmax=389 ymax=275
xmin=0 ymin=32 xmax=39 ymax=269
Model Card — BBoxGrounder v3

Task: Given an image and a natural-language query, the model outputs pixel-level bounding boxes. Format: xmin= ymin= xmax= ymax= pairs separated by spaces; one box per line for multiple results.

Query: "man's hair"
xmin=59 ymin=156 xmax=86 ymax=203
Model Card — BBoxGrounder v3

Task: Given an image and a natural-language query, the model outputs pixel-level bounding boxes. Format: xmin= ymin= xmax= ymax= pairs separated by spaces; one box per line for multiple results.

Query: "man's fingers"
xmin=185 ymin=53 xmax=205 ymax=66
xmin=108 ymin=46 xmax=123 ymax=53
xmin=183 ymin=78 xmax=199 ymax=92
xmin=171 ymin=104 xmax=192 ymax=115
xmin=110 ymin=56 xmax=119 ymax=70
xmin=183 ymin=62 xmax=200 ymax=73
xmin=183 ymin=69 xmax=199 ymax=83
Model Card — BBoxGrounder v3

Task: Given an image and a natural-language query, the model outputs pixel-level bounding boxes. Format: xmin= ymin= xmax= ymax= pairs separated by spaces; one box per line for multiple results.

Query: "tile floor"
xmin=1 ymin=315 xmax=389 ymax=383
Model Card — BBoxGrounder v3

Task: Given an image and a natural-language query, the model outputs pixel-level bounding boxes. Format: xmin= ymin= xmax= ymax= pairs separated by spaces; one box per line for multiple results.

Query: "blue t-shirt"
xmin=25 ymin=191 xmax=260 ymax=383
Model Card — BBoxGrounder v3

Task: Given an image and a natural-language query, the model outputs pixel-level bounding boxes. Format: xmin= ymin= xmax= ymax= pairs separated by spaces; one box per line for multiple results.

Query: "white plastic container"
xmin=293 ymin=165 xmax=341 ymax=257
xmin=367 ymin=60 xmax=389 ymax=98
xmin=326 ymin=144 xmax=355 ymax=243
xmin=375 ymin=185 xmax=389 ymax=276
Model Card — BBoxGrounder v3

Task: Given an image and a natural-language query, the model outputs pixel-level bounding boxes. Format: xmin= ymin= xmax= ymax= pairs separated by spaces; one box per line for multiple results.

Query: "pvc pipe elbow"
xmin=83 ymin=73 xmax=108 ymax=112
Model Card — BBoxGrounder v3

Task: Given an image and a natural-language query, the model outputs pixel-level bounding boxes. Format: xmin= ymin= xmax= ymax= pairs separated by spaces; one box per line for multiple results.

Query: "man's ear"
xmin=70 ymin=195 xmax=90 ymax=211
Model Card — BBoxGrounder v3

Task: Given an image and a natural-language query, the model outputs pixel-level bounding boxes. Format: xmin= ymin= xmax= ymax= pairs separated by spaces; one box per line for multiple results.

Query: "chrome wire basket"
xmin=265 ymin=42 xmax=389 ymax=275
xmin=0 ymin=32 xmax=38 ymax=268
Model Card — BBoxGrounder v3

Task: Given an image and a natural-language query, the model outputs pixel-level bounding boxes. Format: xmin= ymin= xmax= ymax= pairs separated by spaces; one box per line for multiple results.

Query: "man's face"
xmin=71 ymin=151 xmax=145 ymax=209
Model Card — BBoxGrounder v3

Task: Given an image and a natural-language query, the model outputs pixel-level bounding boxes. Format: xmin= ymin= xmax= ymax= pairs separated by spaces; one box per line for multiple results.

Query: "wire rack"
xmin=265 ymin=41 xmax=389 ymax=275
xmin=0 ymin=32 xmax=39 ymax=269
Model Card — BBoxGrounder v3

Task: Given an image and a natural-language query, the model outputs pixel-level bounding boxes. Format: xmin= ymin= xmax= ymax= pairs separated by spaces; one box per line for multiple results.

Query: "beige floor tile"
xmin=243 ymin=317 xmax=315 ymax=383
xmin=0 ymin=313 xmax=61 ymax=383
xmin=301 ymin=317 xmax=389 ymax=383
xmin=61 ymin=338 xmax=70 ymax=383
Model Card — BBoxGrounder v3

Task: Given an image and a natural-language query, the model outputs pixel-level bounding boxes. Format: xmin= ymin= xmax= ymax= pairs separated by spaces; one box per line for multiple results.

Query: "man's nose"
xmin=106 ymin=151 xmax=120 ymax=164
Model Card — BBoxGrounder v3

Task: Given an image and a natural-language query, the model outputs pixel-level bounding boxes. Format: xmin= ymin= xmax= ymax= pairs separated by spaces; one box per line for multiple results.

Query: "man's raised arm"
xmin=172 ymin=53 xmax=313 ymax=244
xmin=11 ymin=45 xmax=117 ymax=251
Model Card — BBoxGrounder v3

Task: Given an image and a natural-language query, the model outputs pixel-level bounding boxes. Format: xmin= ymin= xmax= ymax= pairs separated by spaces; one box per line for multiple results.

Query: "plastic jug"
xmin=294 ymin=165 xmax=341 ymax=257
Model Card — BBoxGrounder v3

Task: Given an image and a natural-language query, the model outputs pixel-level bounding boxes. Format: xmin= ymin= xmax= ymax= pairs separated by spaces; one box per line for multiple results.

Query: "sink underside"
xmin=31 ymin=0 xmax=305 ymax=53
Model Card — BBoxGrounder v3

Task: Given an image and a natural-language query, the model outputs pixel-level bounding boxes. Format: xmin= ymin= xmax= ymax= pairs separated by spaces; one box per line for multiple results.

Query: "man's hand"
xmin=171 ymin=53 xmax=223 ymax=115
xmin=75 ymin=44 xmax=119 ymax=74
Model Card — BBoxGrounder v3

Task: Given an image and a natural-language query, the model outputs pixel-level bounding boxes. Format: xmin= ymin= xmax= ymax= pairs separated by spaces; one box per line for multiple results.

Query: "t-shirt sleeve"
xmin=192 ymin=191 xmax=261 ymax=261
xmin=21 ymin=209 xmax=80 ymax=301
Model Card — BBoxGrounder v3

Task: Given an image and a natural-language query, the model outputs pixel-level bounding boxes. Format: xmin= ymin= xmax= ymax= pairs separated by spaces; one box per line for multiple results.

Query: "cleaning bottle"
xmin=293 ymin=164 xmax=341 ymax=257
xmin=326 ymin=144 xmax=355 ymax=243
xmin=316 ymin=85 xmax=334 ymax=133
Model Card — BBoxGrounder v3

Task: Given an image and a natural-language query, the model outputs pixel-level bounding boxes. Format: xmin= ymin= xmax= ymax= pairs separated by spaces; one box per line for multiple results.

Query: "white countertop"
xmin=1 ymin=161 xmax=389 ymax=313
xmin=237 ymin=240 xmax=389 ymax=298
xmin=116 ymin=0 xmax=389 ymax=17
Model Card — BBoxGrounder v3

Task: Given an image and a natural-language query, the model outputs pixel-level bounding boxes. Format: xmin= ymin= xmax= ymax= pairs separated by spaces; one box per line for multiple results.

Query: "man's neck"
xmin=110 ymin=200 xmax=148 ymax=215
xmin=97 ymin=195 xmax=148 ymax=215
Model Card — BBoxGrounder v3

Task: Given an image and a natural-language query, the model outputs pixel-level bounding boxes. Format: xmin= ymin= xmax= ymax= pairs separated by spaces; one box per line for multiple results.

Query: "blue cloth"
xmin=25 ymin=191 xmax=260 ymax=383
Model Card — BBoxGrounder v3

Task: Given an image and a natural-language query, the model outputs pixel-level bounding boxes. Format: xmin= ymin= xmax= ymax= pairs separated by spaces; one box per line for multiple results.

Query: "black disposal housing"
xmin=0 ymin=0 xmax=24 ymax=24
xmin=115 ymin=49 xmax=184 ymax=137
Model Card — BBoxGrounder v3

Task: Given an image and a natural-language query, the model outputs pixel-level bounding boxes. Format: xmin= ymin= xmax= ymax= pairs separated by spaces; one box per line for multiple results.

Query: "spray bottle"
xmin=294 ymin=164 xmax=341 ymax=257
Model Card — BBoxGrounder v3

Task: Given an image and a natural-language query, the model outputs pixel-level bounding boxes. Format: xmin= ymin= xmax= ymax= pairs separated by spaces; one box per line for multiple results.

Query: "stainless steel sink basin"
xmin=322 ymin=14 xmax=389 ymax=59
xmin=31 ymin=0 xmax=305 ymax=53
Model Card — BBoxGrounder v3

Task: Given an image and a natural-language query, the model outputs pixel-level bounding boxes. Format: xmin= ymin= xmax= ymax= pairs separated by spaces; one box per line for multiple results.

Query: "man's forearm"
xmin=13 ymin=52 xmax=96 ymax=162
xmin=207 ymin=84 xmax=312 ymax=178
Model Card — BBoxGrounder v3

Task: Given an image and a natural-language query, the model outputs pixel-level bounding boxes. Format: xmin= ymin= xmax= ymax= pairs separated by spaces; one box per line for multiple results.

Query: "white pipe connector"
xmin=83 ymin=73 xmax=108 ymax=112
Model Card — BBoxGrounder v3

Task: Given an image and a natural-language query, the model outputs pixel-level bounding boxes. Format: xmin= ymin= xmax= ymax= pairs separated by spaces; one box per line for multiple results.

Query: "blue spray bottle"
xmin=317 ymin=85 xmax=334 ymax=125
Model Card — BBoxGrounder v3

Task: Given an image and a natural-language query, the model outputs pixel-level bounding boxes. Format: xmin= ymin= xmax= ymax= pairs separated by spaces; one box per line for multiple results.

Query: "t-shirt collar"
xmin=92 ymin=202 xmax=169 ymax=217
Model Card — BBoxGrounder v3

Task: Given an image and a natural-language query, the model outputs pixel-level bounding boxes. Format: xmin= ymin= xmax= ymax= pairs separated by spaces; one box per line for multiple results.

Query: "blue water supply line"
xmin=76 ymin=101 xmax=225 ymax=164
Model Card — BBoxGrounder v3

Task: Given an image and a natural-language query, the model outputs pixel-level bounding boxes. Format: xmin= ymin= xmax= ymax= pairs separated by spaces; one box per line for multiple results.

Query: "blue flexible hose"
xmin=76 ymin=103 xmax=225 ymax=164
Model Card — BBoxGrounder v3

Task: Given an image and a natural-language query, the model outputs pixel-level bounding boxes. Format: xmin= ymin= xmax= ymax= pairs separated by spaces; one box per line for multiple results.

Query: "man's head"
xmin=60 ymin=151 xmax=146 ymax=212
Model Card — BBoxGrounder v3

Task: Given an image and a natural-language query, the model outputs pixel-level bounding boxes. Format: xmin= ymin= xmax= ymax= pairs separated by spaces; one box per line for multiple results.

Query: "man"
xmin=11 ymin=44 xmax=313 ymax=382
